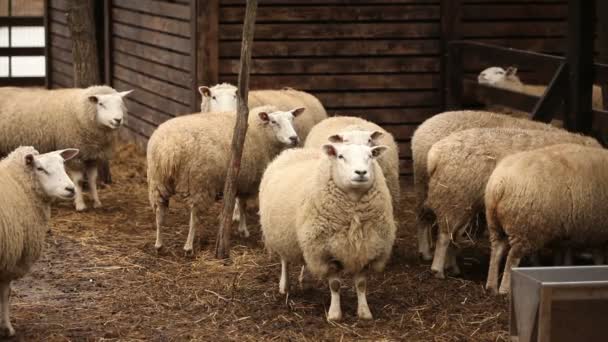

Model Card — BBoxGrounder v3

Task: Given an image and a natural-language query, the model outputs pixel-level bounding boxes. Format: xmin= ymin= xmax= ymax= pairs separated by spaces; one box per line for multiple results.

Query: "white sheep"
xmin=411 ymin=110 xmax=557 ymax=261
xmin=0 ymin=146 xmax=78 ymax=337
xmin=304 ymin=116 xmax=400 ymax=209
xmin=0 ymin=85 xmax=133 ymax=211
xmin=259 ymin=144 xmax=395 ymax=321
xmin=425 ymin=128 xmax=601 ymax=279
xmin=484 ymin=143 xmax=608 ymax=294
xmin=147 ymin=105 xmax=303 ymax=254
xmin=198 ymin=83 xmax=328 ymax=228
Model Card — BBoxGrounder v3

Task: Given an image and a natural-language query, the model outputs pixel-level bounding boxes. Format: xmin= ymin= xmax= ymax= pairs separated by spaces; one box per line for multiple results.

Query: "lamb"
xmin=259 ymin=143 xmax=395 ymax=321
xmin=478 ymin=66 xmax=604 ymax=110
xmin=147 ymin=105 xmax=303 ymax=254
xmin=411 ymin=110 xmax=557 ymax=261
xmin=0 ymin=85 xmax=133 ymax=211
xmin=0 ymin=146 xmax=78 ymax=337
xmin=304 ymin=116 xmax=400 ymax=208
xmin=484 ymin=144 xmax=608 ymax=294
xmin=426 ymin=128 xmax=601 ymax=279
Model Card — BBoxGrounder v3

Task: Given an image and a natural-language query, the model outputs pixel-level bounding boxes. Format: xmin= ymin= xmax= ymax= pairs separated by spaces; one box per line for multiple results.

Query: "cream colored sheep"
xmin=147 ymin=105 xmax=303 ymax=254
xmin=0 ymin=146 xmax=78 ymax=337
xmin=260 ymin=144 xmax=395 ymax=321
xmin=426 ymin=128 xmax=601 ymax=279
xmin=0 ymin=85 xmax=133 ymax=211
xmin=304 ymin=116 xmax=400 ymax=208
xmin=485 ymin=144 xmax=608 ymax=294
xmin=411 ymin=110 xmax=557 ymax=261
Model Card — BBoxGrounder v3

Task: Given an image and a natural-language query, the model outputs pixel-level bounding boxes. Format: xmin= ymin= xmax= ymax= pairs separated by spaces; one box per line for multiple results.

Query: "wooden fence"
xmin=45 ymin=0 xmax=579 ymax=175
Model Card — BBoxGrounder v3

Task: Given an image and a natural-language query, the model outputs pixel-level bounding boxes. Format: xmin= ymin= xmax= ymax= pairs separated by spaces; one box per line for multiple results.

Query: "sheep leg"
xmin=70 ymin=170 xmax=87 ymax=211
xmin=499 ymin=243 xmax=523 ymax=295
xmin=298 ymin=265 xmax=313 ymax=290
xmin=416 ymin=210 xmax=434 ymax=261
xmin=279 ymin=258 xmax=289 ymax=295
xmin=431 ymin=231 xmax=450 ymax=279
xmin=445 ymin=245 xmax=461 ymax=276
xmin=154 ymin=201 xmax=168 ymax=251
xmin=486 ymin=236 xmax=508 ymax=294
xmin=327 ymin=275 xmax=342 ymax=321
xmin=0 ymin=281 xmax=14 ymax=338
xmin=354 ymin=273 xmax=373 ymax=320
xmin=184 ymin=207 xmax=200 ymax=255
xmin=236 ymin=198 xmax=250 ymax=238
xmin=86 ymin=164 xmax=102 ymax=208
xmin=232 ymin=197 xmax=241 ymax=223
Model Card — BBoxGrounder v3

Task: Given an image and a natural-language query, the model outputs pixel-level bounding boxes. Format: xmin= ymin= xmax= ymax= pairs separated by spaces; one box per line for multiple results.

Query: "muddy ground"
xmin=9 ymin=144 xmax=509 ymax=341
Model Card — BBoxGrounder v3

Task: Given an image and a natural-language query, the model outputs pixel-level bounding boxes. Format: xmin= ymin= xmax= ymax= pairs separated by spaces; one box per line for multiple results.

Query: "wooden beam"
xmin=531 ymin=62 xmax=568 ymax=123
xmin=215 ymin=0 xmax=257 ymax=260
xmin=440 ymin=0 xmax=461 ymax=111
xmin=66 ymin=0 xmax=101 ymax=87
xmin=103 ymin=0 xmax=112 ymax=85
xmin=451 ymin=40 xmax=563 ymax=70
xmin=192 ymin=0 xmax=219 ymax=113
xmin=44 ymin=0 xmax=51 ymax=88
xmin=565 ymin=0 xmax=594 ymax=133
xmin=462 ymin=79 xmax=541 ymax=113
xmin=598 ymin=0 xmax=608 ymax=110
xmin=446 ymin=41 xmax=463 ymax=109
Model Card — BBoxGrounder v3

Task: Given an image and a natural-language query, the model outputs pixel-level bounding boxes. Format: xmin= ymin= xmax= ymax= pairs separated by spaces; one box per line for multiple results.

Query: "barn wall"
xmin=47 ymin=0 xmax=74 ymax=88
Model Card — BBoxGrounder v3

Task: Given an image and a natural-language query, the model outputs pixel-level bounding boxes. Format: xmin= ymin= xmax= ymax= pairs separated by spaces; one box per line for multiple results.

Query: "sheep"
xmin=0 ymin=85 xmax=133 ymax=211
xmin=304 ymin=116 xmax=400 ymax=208
xmin=411 ymin=110 xmax=557 ymax=261
xmin=259 ymin=143 xmax=395 ymax=321
xmin=425 ymin=128 xmax=601 ymax=279
xmin=147 ymin=105 xmax=303 ymax=254
xmin=478 ymin=66 xmax=604 ymax=110
xmin=484 ymin=143 xmax=608 ymax=294
xmin=0 ymin=146 xmax=78 ymax=337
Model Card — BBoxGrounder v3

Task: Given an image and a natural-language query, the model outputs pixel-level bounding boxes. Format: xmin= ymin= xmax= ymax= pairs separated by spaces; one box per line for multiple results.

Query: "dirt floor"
xmin=8 ymin=144 xmax=509 ymax=341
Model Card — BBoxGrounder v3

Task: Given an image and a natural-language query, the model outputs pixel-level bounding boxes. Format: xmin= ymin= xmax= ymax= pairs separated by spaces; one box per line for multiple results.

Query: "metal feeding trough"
xmin=510 ymin=266 xmax=608 ymax=342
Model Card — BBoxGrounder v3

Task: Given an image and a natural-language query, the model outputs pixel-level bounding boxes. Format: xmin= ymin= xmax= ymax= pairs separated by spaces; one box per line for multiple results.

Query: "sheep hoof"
xmin=183 ymin=248 xmax=194 ymax=258
xmin=93 ymin=200 xmax=102 ymax=209
xmin=419 ymin=252 xmax=433 ymax=262
xmin=498 ymin=286 xmax=510 ymax=295
xmin=431 ymin=269 xmax=445 ymax=279
xmin=75 ymin=203 xmax=87 ymax=211
xmin=0 ymin=325 xmax=15 ymax=337
xmin=238 ymin=228 xmax=250 ymax=238
xmin=486 ymin=285 xmax=499 ymax=295
xmin=327 ymin=311 xmax=342 ymax=322
xmin=154 ymin=244 xmax=163 ymax=253
xmin=357 ymin=308 xmax=373 ymax=320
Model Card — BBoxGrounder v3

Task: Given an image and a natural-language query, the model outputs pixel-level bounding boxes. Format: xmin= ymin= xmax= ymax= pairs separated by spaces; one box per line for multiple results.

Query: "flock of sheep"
xmin=0 ymin=65 xmax=606 ymax=336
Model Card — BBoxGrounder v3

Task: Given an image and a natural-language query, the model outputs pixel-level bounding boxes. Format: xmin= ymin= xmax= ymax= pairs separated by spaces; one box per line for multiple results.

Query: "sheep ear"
xmin=505 ymin=66 xmax=518 ymax=76
xmin=371 ymin=145 xmax=389 ymax=158
xmin=328 ymin=134 xmax=344 ymax=143
xmin=291 ymin=107 xmax=306 ymax=117
xmin=58 ymin=149 xmax=79 ymax=161
xmin=258 ymin=112 xmax=270 ymax=122
xmin=198 ymin=86 xmax=211 ymax=97
xmin=322 ymin=144 xmax=337 ymax=158
xmin=118 ymin=90 xmax=134 ymax=98
xmin=88 ymin=95 xmax=99 ymax=104
xmin=370 ymin=131 xmax=384 ymax=141
xmin=25 ymin=154 xmax=35 ymax=167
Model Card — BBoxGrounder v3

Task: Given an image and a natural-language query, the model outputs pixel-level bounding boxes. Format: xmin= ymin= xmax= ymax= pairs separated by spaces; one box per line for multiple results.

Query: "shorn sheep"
xmin=485 ymin=144 xmax=608 ymax=294
xmin=147 ymin=106 xmax=303 ymax=254
xmin=259 ymin=144 xmax=395 ymax=321
xmin=198 ymin=83 xmax=328 ymax=225
xmin=425 ymin=128 xmax=601 ymax=279
xmin=304 ymin=116 xmax=400 ymax=209
xmin=0 ymin=85 xmax=133 ymax=211
xmin=411 ymin=110 xmax=557 ymax=261
xmin=0 ymin=146 xmax=78 ymax=337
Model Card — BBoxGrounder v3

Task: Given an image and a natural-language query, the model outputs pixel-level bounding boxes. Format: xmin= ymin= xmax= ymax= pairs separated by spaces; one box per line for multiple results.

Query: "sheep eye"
xmin=36 ymin=167 xmax=48 ymax=174
xmin=212 ymin=96 xmax=217 ymax=100
xmin=271 ymin=120 xmax=277 ymax=125
xmin=338 ymin=155 xmax=344 ymax=160
xmin=497 ymin=71 xmax=504 ymax=75
xmin=98 ymin=102 xmax=105 ymax=108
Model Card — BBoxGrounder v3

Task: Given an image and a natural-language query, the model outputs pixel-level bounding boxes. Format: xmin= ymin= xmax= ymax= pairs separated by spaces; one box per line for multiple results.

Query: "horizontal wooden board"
xmin=399 ymin=159 xmax=413 ymax=174
xmin=112 ymin=8 xmax=190 ymax=38
xmin=112 ymin=23 xmax=190 ymax=54
xmin=49 ymin=0 xmax=68 ymax=11
xmin=50 ymin=33 xmax=72 ymax=51
xmin=112 ymin=79 xmax=191 ymax=117
xmin=219 ymin=40 xmax=440 ymax=57
xmin=220 ymin=23 xmax=440 ymax=40
xmin=315 ymin=91 xmax=440 ymax=108
xmin=124 ymin=98 xmax=174 ymax=127
xmin=220 ymin=57 xmax=440 ymax=74
xmin=474 ymin=38 xmax=566 ymax=54
xmin=49 ymin=8 xmax=67 ymax=24
xmin=50 ymin=69 xmax=73 ymax=88
xmin=331 ymin=107 xmax=440 ymax=124
xmin=113 ymin=0 xmax=190 ymax=20
xmin=50 ymin=45 xmax=73 ymax=65
xmin=124 ymin=113 xmax=157 ymax=138
xmin=462 ymin=22 xmax=565 ymax=38
xmin=113 ymin=51 xmax=192 ymax=87
xmin=462 ymin=4 xmax=566 ymax=20
xmin=398 ymin=141 xmax=412 ymax=158
xmin=225 ymin=74 xmax=439 ymax=91
xmin=221 ymin=5 xmax=440 ymax=23
xmin=113 ymin=38 xmax=191 ymax=71
xmin=382 ymin=124 xmax=418 ymax=140
xmin=51 ymin=58 xmax=73 ymax=75
xmin=113 ymin=65 xmax=191 ymax=105
xmin=49 ymin=21 xmax=70 ymax=37
xmin=222 ymin=0 xmax=440 ymax=4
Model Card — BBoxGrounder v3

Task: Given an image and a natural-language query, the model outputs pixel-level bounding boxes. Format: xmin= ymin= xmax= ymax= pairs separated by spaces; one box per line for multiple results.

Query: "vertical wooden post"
xmin=598 ymin=0 xmax=608 ymax=110
xmin=192 ymin=0 xmax=219 ymax=112
xmin=440 ymin=0 xmax=462 ymax=111
xmin=565 ymin=0 xmax=594 ymax=134
xmin=43 ymin=0 xmax=52 ymax=89
xmin=215 ymin=0 xmax=257 ymax=260
xmin=103 ymin=0 xmax=112 ymax=85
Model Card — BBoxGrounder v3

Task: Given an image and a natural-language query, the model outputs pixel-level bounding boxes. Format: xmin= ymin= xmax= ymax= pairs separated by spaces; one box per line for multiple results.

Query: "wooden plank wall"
xmin=107 ymin=0 xmax=194 ymax=148
xmin=218 ymin=0 xmax=443 ymax=175
xmin=47 ymin=0 xmax=74 ymax=88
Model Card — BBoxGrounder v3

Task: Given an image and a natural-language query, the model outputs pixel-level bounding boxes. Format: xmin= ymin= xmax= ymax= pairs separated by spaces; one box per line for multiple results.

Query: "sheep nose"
xmin=355 ymin=170 xmax=367 ymax=176
xmin=113 ymin=118 xmax=122 ymax=125
xmin=65 ymin=186 xmax=75 ymax=194
xmin=289 ymin=136 xmax=299 ymax=145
